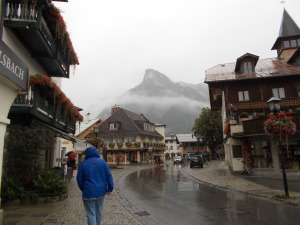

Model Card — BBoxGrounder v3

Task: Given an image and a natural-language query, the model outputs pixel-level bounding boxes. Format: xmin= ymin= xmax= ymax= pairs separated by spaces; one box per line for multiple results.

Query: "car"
xmin=186 ymin=152 xmax=195 ymax=160
xmin=174 ymin=156 xmax=183 ymax=164
xmin=190 ymin=156 xmax=204 ymax=168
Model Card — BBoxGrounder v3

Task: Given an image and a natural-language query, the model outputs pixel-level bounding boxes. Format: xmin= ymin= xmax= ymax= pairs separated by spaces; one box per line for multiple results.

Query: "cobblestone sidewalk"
xmin=183 ymin=160 xmax=300 ymax=205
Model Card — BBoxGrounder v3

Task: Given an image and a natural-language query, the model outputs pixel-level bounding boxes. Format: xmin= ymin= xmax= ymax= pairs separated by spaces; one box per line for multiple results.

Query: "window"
xmin=170 ymin=146 xmax=173 ymax=150
xmin=109 ymin=122 xmax=119 ymax=130
xmin=116 ymin=137 xmax=124 ymax=143
xmin=284 ymin=41 xmax=290 ymax=48
xmin=298 ymin=39 xmax=300 ymax=46
xmin=127 ymin=136 xmax=136 ymax=142
xmin=170 ymin=140 xmax=173 ymax=144
xmin=105 ymin=137 xmax=113 ymax=143
xmin=272 ymin=88 xmax=285 ymax=99
xmin=238 ymin=91 xmax=249 ymax=101
xmin=291 ymin=40 xmax=297 ymax=47
xmin=144 ymin=123 xmax=154 ymax=131
xmin=242 ymin=62 xmax=253 ymax=73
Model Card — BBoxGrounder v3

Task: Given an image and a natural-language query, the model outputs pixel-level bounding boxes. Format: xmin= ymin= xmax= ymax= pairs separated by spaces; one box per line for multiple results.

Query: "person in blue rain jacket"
xmin=77 ymin=147 xmax=114 ymax=225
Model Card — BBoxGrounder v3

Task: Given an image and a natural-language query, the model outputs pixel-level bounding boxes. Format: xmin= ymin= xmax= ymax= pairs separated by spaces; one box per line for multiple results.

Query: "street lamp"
xmin=93 ymin=125 xmax=107 ymax=161
xmin=267 ymin=96 xmax=289 ymax=196
xmin=192 ymin=133 xmax=201 ymax=156
xmin=93 ymin=125 xmax=99 ymax=138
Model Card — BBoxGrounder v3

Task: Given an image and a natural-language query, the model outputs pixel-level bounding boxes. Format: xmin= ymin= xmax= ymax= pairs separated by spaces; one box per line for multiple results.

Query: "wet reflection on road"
xmin=119 ymin=162 xmax=300 ymax=225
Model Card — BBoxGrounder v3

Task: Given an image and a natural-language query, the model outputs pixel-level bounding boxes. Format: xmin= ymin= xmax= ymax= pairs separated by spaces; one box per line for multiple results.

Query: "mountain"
xmin=97 ymin=69 xmax=209 ymax=135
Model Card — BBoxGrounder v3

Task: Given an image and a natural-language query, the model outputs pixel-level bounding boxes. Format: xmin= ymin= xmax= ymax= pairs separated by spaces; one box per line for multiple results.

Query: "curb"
xmin=182 ymin=167 xmax=299 ymax=206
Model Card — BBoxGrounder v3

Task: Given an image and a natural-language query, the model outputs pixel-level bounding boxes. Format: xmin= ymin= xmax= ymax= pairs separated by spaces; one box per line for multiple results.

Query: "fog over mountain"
xmin=97 ymin=69 xmax=209 ymax=135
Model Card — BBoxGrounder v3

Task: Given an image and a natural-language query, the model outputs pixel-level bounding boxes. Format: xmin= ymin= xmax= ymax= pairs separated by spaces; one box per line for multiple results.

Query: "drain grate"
xmin=221 ymin=208 xmax=249 ymax=215
xmin=135 ymin=211 xmax=150 ymax=216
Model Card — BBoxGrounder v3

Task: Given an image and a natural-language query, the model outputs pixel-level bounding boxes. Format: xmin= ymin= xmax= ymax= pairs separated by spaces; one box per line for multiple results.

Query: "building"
xmin=74 ymin=116 xmax=103 ymax=163
xmin=204 ymin=9 xmax=300 ymax=177
xmin=165 ymin=134 xmax=181 ymax=158
xmin=0 ymin=1 xmax=81 ymax=216
xmin=93 ymin=106 xmax=166 ymax=165
xmin=176 ymin=134 xmax=206 ymax=158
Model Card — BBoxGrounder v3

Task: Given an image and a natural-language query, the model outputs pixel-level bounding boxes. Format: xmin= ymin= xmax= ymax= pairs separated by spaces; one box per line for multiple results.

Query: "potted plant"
xmin=239 ymin=112 xmax=249 ymax=121
xmin=125 ymin=141 xmax=132 ymax=147
xmin=252 ymin=112 xmax=259 ymax=119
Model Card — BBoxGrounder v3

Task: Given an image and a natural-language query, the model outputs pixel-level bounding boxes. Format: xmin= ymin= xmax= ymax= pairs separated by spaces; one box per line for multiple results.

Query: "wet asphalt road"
xmin=119 ymin=162 xmax=300 ymax=225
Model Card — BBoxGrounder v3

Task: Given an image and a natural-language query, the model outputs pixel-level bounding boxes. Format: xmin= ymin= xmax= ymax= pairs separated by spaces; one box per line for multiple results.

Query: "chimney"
xmin=111 ymin=105 xmax=120 ymax=115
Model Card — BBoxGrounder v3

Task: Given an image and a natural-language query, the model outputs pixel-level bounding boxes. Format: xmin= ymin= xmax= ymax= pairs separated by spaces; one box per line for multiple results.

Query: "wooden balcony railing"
xmin=230 ymin=98 xmax=300 ymax=111
xmin=242 ymin=113 xmax=300 ymax=135
xmin=107 ymin=142 xmax=166 ymax=150
xmin=4 ymin=0 xmax=74 ymax=78
xmin=9 ymin=86 xmax=76 ymax=134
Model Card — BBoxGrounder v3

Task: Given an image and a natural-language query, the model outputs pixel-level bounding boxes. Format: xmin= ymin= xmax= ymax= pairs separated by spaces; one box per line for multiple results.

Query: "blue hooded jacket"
xmin=77 ymin=147 xmax=114 ymax=198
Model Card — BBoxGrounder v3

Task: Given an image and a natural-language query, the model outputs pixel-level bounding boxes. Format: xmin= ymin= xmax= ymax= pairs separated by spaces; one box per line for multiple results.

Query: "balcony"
xmin=4 ymin=0 xmax=79 ymax=78
xmin=9 ymin=85 xmax=78 ymax=134
xmin=230 ymin=98 xmax=300 ymax=111
xmin=242 ymin=114 xmax=300 ymax=135
xmin=107 ymin=142 xmax=166 ymax=150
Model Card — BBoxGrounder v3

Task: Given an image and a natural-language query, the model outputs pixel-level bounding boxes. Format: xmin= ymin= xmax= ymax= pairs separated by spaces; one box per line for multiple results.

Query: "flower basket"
xmin=264 ymin=113 xmax=296 ymax=138
xmin=224 ymin=122 xmax=230 ymax=135
xmin=87 ymin=136 xmax=103 ymax=147
xmin=108 ymin=143 xmax=115 ymax=148
xmin=125 ymin=142 xmax=132 ymax=147
xmin=133 ymin=142 xmax=141 ymax=147
xmin=143 ymin=142 xmax=149 ymax=147
xmin=117 ymin=142 xmax=123 ymax=148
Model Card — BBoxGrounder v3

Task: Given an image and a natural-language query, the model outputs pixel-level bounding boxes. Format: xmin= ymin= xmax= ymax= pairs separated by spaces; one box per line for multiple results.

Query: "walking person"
xmin=154 ymin=153 xmax=161 ymax=167
xmin=77 ymin=147 xmax=114 ymax=225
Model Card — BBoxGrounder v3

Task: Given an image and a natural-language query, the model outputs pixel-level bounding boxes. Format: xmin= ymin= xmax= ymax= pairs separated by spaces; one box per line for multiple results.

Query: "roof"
xmin=176 ymin=134 xmax=198 ymax=143
xmin=272 ymin=9 xmax=300 ymax=50
xmin=75 ymin=119 xmax=101 ymax=136
xmin=98 ymin=108 xmax=163 ymax=138
xmin=205 ymin=57 xmax=300 ymax=83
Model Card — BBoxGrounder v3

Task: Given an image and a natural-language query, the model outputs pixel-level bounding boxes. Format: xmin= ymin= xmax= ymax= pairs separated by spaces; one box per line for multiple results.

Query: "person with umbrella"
xmin=66 ymin=151 xmax=77 ymax=177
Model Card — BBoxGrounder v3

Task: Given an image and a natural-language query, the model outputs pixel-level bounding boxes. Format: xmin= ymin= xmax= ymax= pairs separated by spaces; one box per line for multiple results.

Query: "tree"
xmin=192 ymin=108 xmax=223 ymax=157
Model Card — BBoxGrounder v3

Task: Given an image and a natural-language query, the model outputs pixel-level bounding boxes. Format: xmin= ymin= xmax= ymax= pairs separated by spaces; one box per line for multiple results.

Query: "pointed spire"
xmin=271 ymin=9 xmax=300 ymax=52
xmin=278 ymin=9 xmax=300 ymax=38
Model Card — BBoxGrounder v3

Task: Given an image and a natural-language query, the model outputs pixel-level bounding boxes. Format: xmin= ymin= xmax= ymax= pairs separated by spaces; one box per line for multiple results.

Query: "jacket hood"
xmin=85 ymin=147 xmax=100 ymax=159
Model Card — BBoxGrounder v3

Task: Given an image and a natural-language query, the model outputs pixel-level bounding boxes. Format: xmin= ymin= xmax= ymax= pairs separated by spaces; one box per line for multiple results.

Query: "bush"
xmin=33 ymin=169 xmax=67 ymax=196
xmin=1 ymin=177 xmax=26 ymax=203
xmin=239 ymin=112 xmax=249 ymax=118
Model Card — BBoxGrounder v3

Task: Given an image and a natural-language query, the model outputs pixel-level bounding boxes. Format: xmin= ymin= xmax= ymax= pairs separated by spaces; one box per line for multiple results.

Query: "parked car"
xmin=174 ymin=155 xmax=183 ymax=164
xmin=186 ymin=153 xmax=195 ymax=160
xmin=190 ymin=156 xmax=203 ymax=168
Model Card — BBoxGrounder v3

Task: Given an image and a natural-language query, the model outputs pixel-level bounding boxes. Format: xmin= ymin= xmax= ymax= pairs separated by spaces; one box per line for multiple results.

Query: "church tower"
xmin=271 ymin=9 xmax=300 ymax=60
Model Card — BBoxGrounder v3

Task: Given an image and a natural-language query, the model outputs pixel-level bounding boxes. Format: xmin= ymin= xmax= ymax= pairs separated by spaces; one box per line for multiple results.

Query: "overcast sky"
xmin=54 ymin=0 xmax=300 ymax=119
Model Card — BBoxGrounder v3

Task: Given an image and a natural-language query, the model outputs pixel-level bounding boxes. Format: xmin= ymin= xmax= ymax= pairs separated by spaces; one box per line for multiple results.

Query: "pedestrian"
xmin=154 ymin=153 xmax=161 ymax=167
xmin=77 ymin=147 xmax=114 ymax=225
xmin=67 ymin=154 xmax=76 ymax=177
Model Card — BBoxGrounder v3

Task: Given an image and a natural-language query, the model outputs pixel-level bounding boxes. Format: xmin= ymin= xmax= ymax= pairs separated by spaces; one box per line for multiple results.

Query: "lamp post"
xmin=93 ymin=125 xmax=107 ymax=161
xmin=267 ymin=96 xmax=289 ymax=196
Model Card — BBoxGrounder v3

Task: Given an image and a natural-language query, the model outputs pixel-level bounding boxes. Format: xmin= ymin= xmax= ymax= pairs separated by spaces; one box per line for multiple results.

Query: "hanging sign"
xmin=0 ymin=41 xmax=29 ymax=91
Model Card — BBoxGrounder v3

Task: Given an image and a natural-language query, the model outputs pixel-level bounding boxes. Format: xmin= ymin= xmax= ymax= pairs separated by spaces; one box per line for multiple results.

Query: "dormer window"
xmin=144 ymin=123 xmax=154 ymax=131
xmin=109 ymin=122 xmax=120 ymax=130
xmin=242 ymin=62 xmax=253 ymax=73
xmin=235 ymin=53 xmax=259 ymax=74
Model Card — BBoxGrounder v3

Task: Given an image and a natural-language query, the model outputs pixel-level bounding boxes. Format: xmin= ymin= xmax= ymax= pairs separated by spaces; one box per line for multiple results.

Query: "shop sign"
xmin=294 ymin=151 xmax=300 ymax=156
xmin=0 ymin=41 xmax=29 ymax=91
